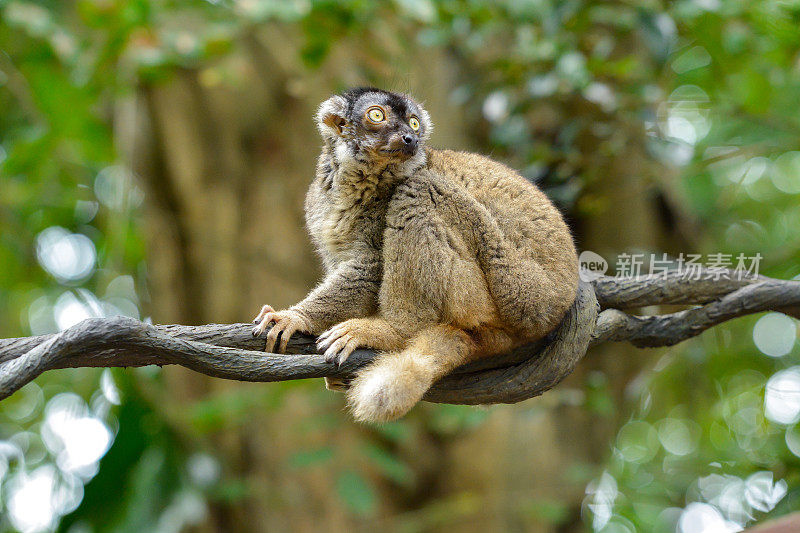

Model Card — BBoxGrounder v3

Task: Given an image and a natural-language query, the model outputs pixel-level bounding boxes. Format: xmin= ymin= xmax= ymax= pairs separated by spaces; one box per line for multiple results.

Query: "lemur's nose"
xmin=402 ymin=134 xmax=418 ymax=149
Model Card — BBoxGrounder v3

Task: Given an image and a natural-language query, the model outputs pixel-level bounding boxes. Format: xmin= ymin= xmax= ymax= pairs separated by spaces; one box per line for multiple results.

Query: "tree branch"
xmin=592 ymin=277 xmax=800 ymax=347
xmin=1 ymin=270 xmax=798 ymax=405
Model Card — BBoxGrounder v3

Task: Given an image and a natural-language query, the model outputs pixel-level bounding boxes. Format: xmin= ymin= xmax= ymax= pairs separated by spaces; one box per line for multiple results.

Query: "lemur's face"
xmin=317 ymin=88 xmax=432 ymax=165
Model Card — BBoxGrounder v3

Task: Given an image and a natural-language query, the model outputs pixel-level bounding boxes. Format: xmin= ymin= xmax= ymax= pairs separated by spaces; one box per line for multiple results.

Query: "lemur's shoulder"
xmin=424 ymin=147 xmax=530 ymax=181
xmin=422 ymin=147 xmax=552 ymax=206
xmin=424 ymin=146 xmax=508 ymax=171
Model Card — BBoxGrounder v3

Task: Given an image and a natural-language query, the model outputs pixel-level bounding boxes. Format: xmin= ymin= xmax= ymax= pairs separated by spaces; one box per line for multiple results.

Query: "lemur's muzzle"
xmin=400 ymin=134 xmax=419 ymax=154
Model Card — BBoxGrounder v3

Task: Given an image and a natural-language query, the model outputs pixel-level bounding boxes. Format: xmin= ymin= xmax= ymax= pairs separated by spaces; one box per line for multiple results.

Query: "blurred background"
xmin=1 ymin=0 xmax=800 ymax=531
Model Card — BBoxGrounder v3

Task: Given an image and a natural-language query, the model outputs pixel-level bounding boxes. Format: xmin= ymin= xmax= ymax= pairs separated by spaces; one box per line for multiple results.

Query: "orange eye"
xmin=409 ymin=117 xmax=420 ymax=131
xmin=366 ymin=107 xmax=385 ymax=123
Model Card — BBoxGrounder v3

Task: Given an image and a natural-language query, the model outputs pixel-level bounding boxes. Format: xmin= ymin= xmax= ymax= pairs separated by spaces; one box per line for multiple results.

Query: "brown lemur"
xmin=252 ymin=87 xmax=579 ymax=423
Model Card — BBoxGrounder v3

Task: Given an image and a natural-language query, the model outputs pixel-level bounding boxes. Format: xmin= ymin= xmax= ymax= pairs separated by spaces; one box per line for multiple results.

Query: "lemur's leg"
xmin=326 ymin=324 xmax=516 ymax=398
xmin=392 ymin=172 xmax=576 ymax=340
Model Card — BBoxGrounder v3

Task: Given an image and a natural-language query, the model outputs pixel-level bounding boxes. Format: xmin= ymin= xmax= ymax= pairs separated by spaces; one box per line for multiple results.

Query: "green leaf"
xmin=287 ymin=446 xmax=335 ymax=469
xmin=373 ymin=420 xmax=412 ymax=443
xmin=336 ymin=470 xmax=377 ymax=517
xmin=362 ymin=444 xmax=415 ymax=487
xmin=519 ymin=498 xmax=570 ymax=525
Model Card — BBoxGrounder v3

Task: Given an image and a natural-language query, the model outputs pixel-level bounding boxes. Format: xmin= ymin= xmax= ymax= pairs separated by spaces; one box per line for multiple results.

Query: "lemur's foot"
xmin=317 ymin=319 xmax=374 ymax=367
xmin=324 ymin=377 xmax=351 ymax=392
xmin=252 ymin=305 xmax=310 ymax=353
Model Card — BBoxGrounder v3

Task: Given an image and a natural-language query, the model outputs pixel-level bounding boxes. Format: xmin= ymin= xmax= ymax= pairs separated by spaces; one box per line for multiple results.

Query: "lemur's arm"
xmin=252 ymin=255 xmax=381 ymax=353
xmin=293 ymin=255 xmax=382 ymax=329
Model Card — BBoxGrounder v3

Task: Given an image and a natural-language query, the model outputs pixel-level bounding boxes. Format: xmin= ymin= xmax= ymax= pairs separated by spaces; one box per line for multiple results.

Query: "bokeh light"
xmin=657 ymin=418 xmax=699 ymax=456
xmin=0 ymin=389 xmax=116 ymax=533
xmin=616 ymin=421 xmax=659 ymax=463
xmin=753 ymin=313 xmax=796 ymax=358
xmin=35 ymin=227 xmax=96 ymax=283
xmin=584 ymin=471 xmax=618 ymax=531
xmin=678 ymin=502 xmax=738 ymax=533
xmin=771 ymin=152 xmax=800 ymax=194
xmin=764 ymin=367 xmax=800 ymax=425
xmin=40 ymin=393 xmax=112 ymax=478
xmin=94 ymin=165 xmax=143 ymax=211
xmin=53 ymin=290 xmax=104 ymax=331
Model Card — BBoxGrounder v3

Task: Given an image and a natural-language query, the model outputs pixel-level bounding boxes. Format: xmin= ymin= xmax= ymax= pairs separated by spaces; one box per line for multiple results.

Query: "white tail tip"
xmin=346 ymin=351 xmax=432 ymax=423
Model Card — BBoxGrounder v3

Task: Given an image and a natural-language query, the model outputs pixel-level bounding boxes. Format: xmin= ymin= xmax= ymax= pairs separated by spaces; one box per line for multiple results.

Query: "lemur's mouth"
xmin=379 ymin=147 xmax=417 ymax=156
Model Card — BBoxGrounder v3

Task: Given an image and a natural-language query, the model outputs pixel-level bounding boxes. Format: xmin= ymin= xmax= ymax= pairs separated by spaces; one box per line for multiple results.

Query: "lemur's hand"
xmin=252 ymin=305 xmax=311 ymax=353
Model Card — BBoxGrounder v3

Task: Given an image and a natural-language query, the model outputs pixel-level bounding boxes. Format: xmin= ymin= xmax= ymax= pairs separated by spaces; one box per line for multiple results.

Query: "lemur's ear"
xmin=316 ymin=95 xmax=347 ymax=138
xmin=417 ymin=107 xmax=434 ymax=141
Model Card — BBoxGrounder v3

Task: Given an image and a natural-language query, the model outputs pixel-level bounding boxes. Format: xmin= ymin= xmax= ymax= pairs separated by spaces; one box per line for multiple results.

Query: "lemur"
xmin=252 ymin=87 xmax=579 ymax=423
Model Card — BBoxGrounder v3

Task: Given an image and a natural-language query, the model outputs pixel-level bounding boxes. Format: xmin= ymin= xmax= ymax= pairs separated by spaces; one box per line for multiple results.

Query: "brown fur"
xmin=253 ymin=88 xmax=578 ymax=422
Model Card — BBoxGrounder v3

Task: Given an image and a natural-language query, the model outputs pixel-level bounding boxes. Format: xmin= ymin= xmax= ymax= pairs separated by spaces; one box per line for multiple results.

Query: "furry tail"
xmin=346 ymin=325 xmax=475 ymax=423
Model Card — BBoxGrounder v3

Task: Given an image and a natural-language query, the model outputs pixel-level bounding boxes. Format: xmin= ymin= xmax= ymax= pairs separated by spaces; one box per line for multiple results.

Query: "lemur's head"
xmin=316 ymin=87 xmax=432 ymax=168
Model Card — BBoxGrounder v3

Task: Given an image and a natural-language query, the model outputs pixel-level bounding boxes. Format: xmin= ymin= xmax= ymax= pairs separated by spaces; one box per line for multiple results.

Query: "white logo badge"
xmin=579 ymin=250 xmax=608 ymax=282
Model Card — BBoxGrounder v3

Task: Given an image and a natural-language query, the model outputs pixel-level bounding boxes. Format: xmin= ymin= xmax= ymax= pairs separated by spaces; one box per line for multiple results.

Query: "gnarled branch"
xmin=1 ymin=269 xmax=798 ymax=405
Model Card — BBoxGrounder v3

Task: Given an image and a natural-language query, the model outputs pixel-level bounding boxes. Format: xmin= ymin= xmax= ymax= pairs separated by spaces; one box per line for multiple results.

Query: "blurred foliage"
xmin=1 ymin=0 xmax=800 ymax=531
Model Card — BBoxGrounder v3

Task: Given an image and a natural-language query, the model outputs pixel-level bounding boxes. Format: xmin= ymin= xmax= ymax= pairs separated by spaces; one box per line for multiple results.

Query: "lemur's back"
xmin=425 ymin=148 xmax=578 ymax=295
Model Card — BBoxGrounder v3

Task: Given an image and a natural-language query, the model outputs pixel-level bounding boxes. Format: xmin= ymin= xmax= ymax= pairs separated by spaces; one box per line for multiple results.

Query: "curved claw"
xmin=317 ymin=323 xmax=346 ymax=347
xmin=265 ymin=320 xmax=294 ymax=353
xmin=323 ymin=336 xmax=347 ymax=361
xmin=252 ymin=304 xmax=275 ymax=325
xmin=317 ymin=333 xmax=337 ymax=351
xmin=250 ymin=306 xmax=308 ymax=352
xmin=252 ymin=312 xmax=277 ymax=337
xmin=319 ymin=326 xmax=345 ymax=359
xmin=323 ymin=335 xmax=360 ymax=367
